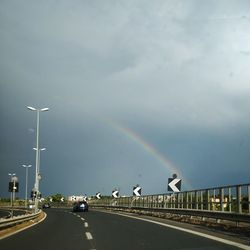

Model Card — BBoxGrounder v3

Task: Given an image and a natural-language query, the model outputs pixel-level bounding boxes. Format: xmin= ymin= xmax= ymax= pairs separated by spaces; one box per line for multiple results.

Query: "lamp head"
xmin=27 ymin=106 xmax=37 ymax=111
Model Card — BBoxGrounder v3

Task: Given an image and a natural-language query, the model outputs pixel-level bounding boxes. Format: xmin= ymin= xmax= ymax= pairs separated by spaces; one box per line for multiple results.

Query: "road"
xmin=0 ymin=208 xmax=246 ymax=250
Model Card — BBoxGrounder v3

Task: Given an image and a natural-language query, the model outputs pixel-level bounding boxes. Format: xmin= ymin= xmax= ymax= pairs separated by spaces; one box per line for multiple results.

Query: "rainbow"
xmin=107 ymin=119 xmax=192 ymax=190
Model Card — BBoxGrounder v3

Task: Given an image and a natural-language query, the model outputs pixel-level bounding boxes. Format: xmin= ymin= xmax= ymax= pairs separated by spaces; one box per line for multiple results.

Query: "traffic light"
xmin=31 ymin=190 xmax=37 ymax=198
xmin=8 ymin=182 xmax=19 ymax=192
xmin=14 ymin=182 xmax=19 ymax=192
xmin=8 ymin=182 xmax=13 ymax=192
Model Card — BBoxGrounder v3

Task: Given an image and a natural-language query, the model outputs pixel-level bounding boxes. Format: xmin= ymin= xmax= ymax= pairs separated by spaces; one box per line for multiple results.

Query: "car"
xmin=42 ymin=203 xmax=51 ymax=209
xmin=73 ymin=201 xmax=88 ymax=212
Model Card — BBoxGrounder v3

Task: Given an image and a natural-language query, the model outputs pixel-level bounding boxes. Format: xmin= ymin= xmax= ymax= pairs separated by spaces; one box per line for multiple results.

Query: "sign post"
xmin=8 ymin=176 xmax=18 ymax=218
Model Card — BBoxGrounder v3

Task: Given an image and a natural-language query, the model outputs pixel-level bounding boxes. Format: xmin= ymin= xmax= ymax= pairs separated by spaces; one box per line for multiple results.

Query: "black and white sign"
xmin=168 ymin=178 xmax=181 ymax=192
xmin=112 ymin=190 xmax=119 ymax=198
xmin=133 ymin=186 xmax=142 ymax=197
xmin=96 ymin=192 xmax=101 ymax=199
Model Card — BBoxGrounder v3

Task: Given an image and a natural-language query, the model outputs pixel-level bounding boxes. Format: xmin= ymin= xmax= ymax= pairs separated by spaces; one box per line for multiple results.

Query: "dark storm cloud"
xmin=1 ymin=1 xmax=250 ymax=198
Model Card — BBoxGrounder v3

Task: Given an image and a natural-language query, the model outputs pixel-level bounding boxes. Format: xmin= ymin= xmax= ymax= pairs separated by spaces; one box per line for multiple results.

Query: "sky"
xmin=1 ymin=0 xmax=250 ymax=199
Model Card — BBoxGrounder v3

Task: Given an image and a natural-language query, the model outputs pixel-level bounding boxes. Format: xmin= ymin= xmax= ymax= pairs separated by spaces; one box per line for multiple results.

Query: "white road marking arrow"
xmin=133 ymin=186 xmax=142 ymax=196
xmin=168 ymin=178 xmax=181 ymax=192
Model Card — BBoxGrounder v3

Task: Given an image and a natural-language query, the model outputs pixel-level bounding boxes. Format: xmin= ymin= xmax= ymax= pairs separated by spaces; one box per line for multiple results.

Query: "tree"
xmin=49 ymin=193 xmax=64 ymax=202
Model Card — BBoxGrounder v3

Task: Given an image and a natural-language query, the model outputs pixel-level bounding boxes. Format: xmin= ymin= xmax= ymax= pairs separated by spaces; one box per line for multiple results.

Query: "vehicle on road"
xmin=73 ymin=201 xmax=88 ymax=212
xmin=42 ymin=203 xmax=51 ymax=209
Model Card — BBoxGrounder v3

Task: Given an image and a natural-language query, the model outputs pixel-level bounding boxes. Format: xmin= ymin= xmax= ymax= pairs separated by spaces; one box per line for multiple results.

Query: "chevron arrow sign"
xmin=133 ymin=186 xmax=142 ymax=197
xmin=112 ymin=190 xmax=119 ymax=198
xmin=168 ymin=178 xmax=181 ymax=192
xmin=96 ymin=192 xmax=101 ymax=199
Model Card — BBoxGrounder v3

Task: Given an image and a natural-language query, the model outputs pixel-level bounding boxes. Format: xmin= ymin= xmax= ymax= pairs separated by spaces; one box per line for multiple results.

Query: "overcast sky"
xmin=1 ymin=0 xmax=250 ymax=199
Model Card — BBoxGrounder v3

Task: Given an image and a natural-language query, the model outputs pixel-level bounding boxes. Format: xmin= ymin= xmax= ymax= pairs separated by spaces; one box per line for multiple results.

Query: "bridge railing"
xmin=90 ymin=183 xmax=250 ymax=223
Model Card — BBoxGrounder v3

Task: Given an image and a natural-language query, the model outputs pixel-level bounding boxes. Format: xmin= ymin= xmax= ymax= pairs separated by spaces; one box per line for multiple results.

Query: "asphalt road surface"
xmin=0 ymin=208 xmax=245 ymax=250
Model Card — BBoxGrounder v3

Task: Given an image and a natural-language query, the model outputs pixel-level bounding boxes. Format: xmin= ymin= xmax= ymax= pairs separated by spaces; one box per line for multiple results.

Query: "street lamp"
xmin=33 ymin=148 xmax=46 ymax=175
xmin=27 ymin=106 xmax=49 ymax=212
xmin=22 ymin=165 xmax=32 ymax=208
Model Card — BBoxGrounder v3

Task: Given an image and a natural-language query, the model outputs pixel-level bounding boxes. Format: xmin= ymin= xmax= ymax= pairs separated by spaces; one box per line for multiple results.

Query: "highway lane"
xmin=0 ymin=208 xmax=94 ymax=250
xmin=0 ymin=208 xmax=245 ymax=250
xmin=81 ymin=210 xmax=243 ymax=250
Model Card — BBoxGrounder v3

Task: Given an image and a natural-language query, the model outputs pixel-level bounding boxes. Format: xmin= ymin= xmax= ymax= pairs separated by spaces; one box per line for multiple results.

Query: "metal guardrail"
xmin=90 ymin=183 xmax=250 ymax=224
xmin=0 ymin=207 xmax=30 ymax=219
xmin=0 ymin=210 xmax=41 ymax=230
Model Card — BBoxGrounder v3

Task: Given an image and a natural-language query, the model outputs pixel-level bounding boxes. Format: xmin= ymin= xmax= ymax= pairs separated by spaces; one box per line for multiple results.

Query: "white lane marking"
xmin=116 ymin=213 xmax=250 ymax=250
xmin=85 ymin=232 xmax=93 ymax=240
xmin=77 ymin=215 xmax=81 ymax=218
xmin=84 ymin=222 xmax=88 ymax=228
xmin=81 ymin=217 xmax=85 ymax=221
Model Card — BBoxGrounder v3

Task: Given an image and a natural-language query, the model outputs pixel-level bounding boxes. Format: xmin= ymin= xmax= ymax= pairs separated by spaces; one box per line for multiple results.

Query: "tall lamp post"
xmin=27 ymin=106 xmax=49 ymax=212
xmin=33 ymin=147 xmax=46 ymax=193
xmin=33 ymin=148 xmax=46 ymax=175
xmin=22 ymin=165 xmax=32 ymax=208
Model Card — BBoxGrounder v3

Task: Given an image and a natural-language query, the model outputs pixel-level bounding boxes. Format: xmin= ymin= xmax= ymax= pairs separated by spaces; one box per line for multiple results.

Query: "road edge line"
xmin=109 ymin=211 xmax=250 ymax=250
